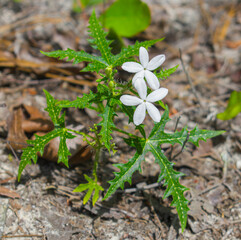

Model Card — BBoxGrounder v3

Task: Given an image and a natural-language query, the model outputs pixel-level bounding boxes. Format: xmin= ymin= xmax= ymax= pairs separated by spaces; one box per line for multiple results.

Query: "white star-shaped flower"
xmin=122 ymin=47 xmax=165 ymax=90
xmin=120 ymin=78 xmax=168 ymax=125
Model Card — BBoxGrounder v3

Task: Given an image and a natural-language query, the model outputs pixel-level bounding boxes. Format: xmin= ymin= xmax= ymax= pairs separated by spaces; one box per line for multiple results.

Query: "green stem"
xmin=66 ymin=129 xmax=95 ymax=140
xmin=112 ymin=127 xmax=140 ymax=138
xmin=93 ymin=147 xmax=101 ymax=181
xmin=97 ymin=102 xmax=105 ymax=113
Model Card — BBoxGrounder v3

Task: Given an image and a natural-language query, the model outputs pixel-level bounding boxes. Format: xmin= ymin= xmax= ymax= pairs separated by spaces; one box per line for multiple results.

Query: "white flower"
xmin=120 ymin=78 xmax=168 ymax=125
xmin=122 ymin=47 xmax=165 ymax=90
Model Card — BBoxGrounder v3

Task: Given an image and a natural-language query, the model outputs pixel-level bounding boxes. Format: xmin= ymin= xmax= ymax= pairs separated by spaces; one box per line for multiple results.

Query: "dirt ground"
xmin=0 ymin=0 xmax=241 ymax=239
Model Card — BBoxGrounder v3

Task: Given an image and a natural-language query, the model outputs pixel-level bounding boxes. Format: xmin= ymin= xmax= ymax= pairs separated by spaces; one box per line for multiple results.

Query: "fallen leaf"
xmin=7 ymin=107 xmax=28 ymax=150
xmin=22 ymin=104 xmax=54 ymax=132
xmin=0 ymin=186 xmax=20 ymax=199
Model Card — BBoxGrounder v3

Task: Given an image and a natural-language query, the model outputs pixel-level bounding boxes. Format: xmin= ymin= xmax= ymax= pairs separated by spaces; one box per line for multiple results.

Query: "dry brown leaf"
xmin=7 ymin=107 xmax=28 ymax=150
xmin=22 ymin=119 xmax=54 ymax=133
xmin=22 ymin=104 xmax=54 ymax=132
xmin=0 ymin=177 xmax=15 ymax=184
xmin=0 ymin=186 xmax=20 ymax=199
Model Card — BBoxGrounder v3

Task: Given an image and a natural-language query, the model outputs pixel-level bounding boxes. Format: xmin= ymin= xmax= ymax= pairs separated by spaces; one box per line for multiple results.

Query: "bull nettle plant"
xmin=18 ymin=11 xmax=224 ymax=232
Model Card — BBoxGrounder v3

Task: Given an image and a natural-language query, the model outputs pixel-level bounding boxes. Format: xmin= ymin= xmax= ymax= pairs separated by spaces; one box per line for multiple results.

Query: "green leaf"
xmin=58 ymin=90 xmax=96 ymax=109
xmin=97 ymin=99 xmax=116 ymax=152
xmin=103 ymin=151 xmax=145 ymax=198
xmin=73 ymin=174 xmax=104 ymax=206
xmin=101 ymin=0 xmax=151 ymax=37
xmin=43 ymin=89 xmax=63 ymax=126
xmin=58 ymin=131 xmax=75 ymax=167
xmin=88 ymin=11 xmax=113 ymax=64
xmin=18 ymin=91 xmax=76 ymax=180
xmin=18 ymin=128 xmax=74 ymax=180
xmin=58 ymin=86 xmax=112 ymax=111
xmin=155 ymin=65 xmax=179 ymax=79
xmin=150 ymin=146 xmax=189 ymax=232
xmin=81 ymin=61 xmax=107 ymax=73
xmin=41 ymin=48 xmax=108 ymax=73
xmin=217 ymin=91 xmax=241 ymax=120
xmin=104 ymin=107 xmax=224 ymax=232
xmin=113 ymin=38 xmax=164 ymax=67
xmin=188 ymin=127 xmax=225 ymax=147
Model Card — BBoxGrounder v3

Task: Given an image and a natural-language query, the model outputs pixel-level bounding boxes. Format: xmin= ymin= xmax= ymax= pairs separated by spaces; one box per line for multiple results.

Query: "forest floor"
xmin=0 ymin=0 xmax=241 ymax=239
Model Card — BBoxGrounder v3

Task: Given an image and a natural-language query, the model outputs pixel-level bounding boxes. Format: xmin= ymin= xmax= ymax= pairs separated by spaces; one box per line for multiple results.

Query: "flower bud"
xmin=105 ymin=66 xmax=113 ymax=78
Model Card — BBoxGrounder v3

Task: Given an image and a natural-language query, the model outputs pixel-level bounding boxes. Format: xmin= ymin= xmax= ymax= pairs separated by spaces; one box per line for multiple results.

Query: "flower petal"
xmin=133 ymin=102 xmax=146 ymax=125
xmin=144 ymin=70 xmax=160 ymax=90
xmin=132 ymin=70 xmax=145 ymax=86
xmin=146 ymin=102 xmax=161 ymax=122
xmin=147 ymin=54 xmax=165 ymax=71
xmin=122 ymin=62 xmax=143 ymax=73
xmin=139 ymin=47 xmax=149 ymax=68
xmin=120 ymin=95 xmax=143 ymax=106
xmin=146 ymin=88 xmax=168 ymax=102
xmin=134 ymin=78 xmax=147 ymax=100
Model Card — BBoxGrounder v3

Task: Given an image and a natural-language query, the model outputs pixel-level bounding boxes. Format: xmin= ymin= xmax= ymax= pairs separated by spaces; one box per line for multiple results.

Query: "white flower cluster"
xmin=120 ymin=47 xmax=168 ymax=125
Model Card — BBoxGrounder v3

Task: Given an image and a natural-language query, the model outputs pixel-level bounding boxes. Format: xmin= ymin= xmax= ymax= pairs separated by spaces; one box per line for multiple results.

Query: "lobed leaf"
xmin=97 ymin=99 xmax=116 ymax=152
xmin=43 ymin=89 xmax=63 ymax=126
xmin=105 ymin=107 xmax=224 ymax=232
xmin=18 ymin=91 xmax=76 ymax=180
xmin=149 ymin=144 xmax=189 ymax=232
xmin=88 ymin=11 xmax=113 ymax=64
xmin=73 ymin=174 xmax=104 ymax=206
xmin=41 ymin=49 xmax=108 ymax=73
xmin=58 ymin=91 xmax=97 ymax=109
xmin=155 ymin=65 xmax=179 ymax=79
xmin=188 ymin=127 xmax=225 ymax=147
xmin=103 ymin=151 xmax=145 ymax=200
xmin=58 ymin=131 xmax=75 ymax=167
xmin=18 ymin=129 xmax=61 ymax=180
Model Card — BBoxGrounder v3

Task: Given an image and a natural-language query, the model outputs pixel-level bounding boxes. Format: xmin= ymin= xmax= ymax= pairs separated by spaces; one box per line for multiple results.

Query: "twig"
xmin=118 ymin=182 xmax=163 ymax=194
xmin=6 ymin=141 xmax=20 ymax=161
xmin=0 ymin=139 xmax=33 ymax=147
xmin=179 ymin=49 xmax=203 ymax=107
xmin=174 ymin=116 xmax=181 ymax=132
